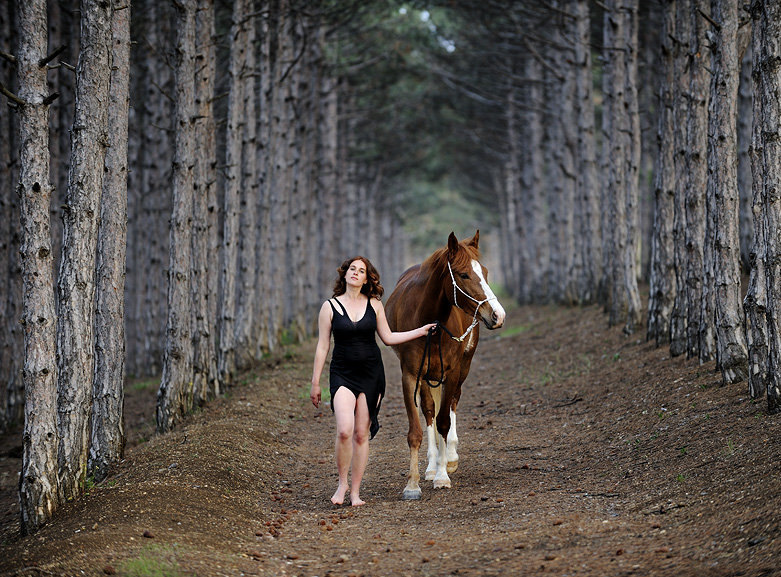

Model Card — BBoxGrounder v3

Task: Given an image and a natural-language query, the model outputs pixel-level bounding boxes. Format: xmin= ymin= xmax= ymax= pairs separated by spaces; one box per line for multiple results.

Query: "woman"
xmin=310 ymin=256 xmax=435 ymax=506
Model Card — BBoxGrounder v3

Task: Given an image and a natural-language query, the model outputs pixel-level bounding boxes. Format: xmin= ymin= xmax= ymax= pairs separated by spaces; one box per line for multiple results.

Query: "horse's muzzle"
xmin=481 ymin=304 xmax=505 ymax=329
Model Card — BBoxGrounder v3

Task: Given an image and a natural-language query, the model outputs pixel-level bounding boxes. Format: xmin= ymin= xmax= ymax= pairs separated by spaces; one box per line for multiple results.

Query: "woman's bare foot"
xmin=350 ymin=493 xmax=365 ymax=506
xmin=331 ymin=484 xmax=348 ymax=505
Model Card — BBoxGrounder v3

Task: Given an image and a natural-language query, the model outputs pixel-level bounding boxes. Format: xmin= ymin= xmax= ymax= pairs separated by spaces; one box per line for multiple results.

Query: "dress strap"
xmin=328 ymin=298 xmax=348 ymax=316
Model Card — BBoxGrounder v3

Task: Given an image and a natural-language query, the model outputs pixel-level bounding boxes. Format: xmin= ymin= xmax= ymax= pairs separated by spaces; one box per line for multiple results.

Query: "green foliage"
xmin=325 ymin=2 xmax=501 ymax=256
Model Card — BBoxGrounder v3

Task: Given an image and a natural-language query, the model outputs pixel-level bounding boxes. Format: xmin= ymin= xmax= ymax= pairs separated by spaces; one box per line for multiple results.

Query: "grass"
xmin=498 ymin=323 xmax=531 ymax=338
xmin=130 ymin=378 xmax=159 ymax=392
xmin=119 ymin=545 xmax=183 ymax=577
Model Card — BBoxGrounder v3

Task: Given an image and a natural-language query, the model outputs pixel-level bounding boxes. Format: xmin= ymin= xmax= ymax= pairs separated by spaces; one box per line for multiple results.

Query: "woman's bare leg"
xmin=349 ymin=393 xmax=371 ymax=506
xmin=331 ymin=387 xmax=357 ymax=505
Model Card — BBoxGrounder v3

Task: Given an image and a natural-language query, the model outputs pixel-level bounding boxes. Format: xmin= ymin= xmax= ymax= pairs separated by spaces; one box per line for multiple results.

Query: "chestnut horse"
xmin=386 ymin=231 xmax=506 ymax=499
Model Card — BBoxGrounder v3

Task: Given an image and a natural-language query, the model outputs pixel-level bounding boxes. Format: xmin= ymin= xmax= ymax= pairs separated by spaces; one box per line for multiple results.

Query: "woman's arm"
xmin=310 ymin=301 xmax=333 ymax=407
xmin=372 ymin=299 xmax=436 ymax=346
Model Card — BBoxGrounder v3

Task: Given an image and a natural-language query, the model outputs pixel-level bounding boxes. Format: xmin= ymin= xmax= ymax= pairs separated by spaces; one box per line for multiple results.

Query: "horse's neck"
xmin=419 ymin=261 xmax=453 ymax=319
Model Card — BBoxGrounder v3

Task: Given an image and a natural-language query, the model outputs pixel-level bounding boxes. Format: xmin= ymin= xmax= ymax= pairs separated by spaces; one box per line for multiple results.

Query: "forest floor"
xmin=0 ymin=300 xmax=780 ymax=576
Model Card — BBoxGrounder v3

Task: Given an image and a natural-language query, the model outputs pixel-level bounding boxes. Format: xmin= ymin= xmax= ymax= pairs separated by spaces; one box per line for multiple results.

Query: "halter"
xmin=412 ymin=261 xmax=497 ymax=406
xmin=446 ymin=261 xmax=496 ymax=342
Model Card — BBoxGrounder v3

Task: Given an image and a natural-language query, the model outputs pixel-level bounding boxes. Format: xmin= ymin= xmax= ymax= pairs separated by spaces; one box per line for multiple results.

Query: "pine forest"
xmin=1 ymin=0 xmax=780 ymax=542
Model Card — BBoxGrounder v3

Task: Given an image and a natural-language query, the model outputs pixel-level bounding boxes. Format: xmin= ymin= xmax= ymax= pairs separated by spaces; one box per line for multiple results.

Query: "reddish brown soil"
xmin=0 ymin=302 xmax=779 ymax=576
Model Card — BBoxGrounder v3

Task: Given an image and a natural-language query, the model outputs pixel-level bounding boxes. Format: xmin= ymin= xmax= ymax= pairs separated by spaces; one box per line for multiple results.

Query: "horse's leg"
xmin=446 ymin=391 xmax=461 ymax=473
xmin=422 ymin=385 xmax=439 ymax=481
xmin=446 ymin=406 xmax=459 ymax=473
xmin=401 ymin=372 xmax=423 ymax=500
xmin=433 ymin=387 xmax=453 ymax=489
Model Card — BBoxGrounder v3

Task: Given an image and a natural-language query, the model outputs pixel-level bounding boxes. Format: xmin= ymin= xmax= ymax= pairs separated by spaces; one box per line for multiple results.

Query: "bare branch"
xmin=0 ymin=50 xmax=16 ymax=64
xmin=0 ymin=81 xmax=24 ymax=106
xmin=698 ymin=8 xmax=720 ymax=31
xmin=42 ymin=91 xmax=60 ymax=106
xmin=38 ymin=44 xmax=67 ymax=68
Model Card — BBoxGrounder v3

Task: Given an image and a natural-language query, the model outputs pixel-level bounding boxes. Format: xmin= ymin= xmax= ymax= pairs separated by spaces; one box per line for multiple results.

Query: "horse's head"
xmin=445 ymin=231 xmax=506 ymax=330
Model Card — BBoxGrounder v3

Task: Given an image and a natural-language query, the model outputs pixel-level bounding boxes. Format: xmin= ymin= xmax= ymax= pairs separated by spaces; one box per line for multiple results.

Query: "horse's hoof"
xmin=425 ymin=469 xmax=436 ymax=481
xmin=446 ymin=460 xmax=459 ymax=474
xmin=402 ymin=488 xmax=422 ymax=500
xmin=433 ymin=477 xmax=451 ymax=489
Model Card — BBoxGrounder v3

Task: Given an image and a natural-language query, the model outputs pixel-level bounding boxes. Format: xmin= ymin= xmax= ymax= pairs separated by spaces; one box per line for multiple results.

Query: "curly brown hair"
xmin=332 ymin=256 xmax=384 ymax=299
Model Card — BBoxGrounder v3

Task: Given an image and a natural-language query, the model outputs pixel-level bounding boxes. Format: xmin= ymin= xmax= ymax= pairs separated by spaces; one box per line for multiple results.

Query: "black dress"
xmin=328 ymin=297 xmax=386 ymax=439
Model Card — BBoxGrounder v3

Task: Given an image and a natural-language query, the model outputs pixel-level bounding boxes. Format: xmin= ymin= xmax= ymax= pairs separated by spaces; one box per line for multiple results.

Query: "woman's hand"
xmin=419 ymin=323 xmax=438 ymax=338
xmin=310 ymin=382 xmax=321 ymax=408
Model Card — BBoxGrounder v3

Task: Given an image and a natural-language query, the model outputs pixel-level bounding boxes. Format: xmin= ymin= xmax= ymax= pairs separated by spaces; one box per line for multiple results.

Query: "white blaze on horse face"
xmin=471 ymin=260 xmax=506 ymax=327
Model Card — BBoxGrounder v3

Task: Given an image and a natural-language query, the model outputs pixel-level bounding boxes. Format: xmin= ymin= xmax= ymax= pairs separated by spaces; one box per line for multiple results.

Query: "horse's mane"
xmin=423 ymin=241 xmax=480 ymax=275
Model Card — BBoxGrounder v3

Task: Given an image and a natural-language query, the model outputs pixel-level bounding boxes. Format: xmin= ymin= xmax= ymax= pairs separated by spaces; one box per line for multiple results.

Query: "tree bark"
xmin=669 ymin=0 xmax=691 ymax=356
xmin=217 ymin=0 xmax=249 ymax=384
xmin=235 ymin=8 xmax=260 ymax=369
xmin=708 ymin=0 xmax=748 ymax=383
xmin=56 ymin=0 xmax=113 ymax=502
xmin=16 ymin=0 xmax=60 ymax=535
xmin=525 ymin=57 xmax=548 ymax=303
xmin=89 ymin=0 xmax=130 ymax=484
xmin=157 ymin=0 xmax=197 ymax=433
xmin=744 ymin=3 xmax=767 ymax=400
xmin=0 ymin=0 xmax=15 ymax=432
xmin=737 ymin=43 xmax=753 ymax=272
xmin=622 ymin=0 xmax=643 ymax=333
xmin=573 ymin=0 xmax=600 ymax=305
xmin=648 ymin=0 xmax=677 ymax=345
xmin=603 ymin=0 xmax=642 ymax=332
xmin=690 ymin=0 xmax=713 ymax=361
xmin=192 ymin=0 xmax=219 ymax=404
xmin=549 ymin=4 xmax=577 ymax=305
xmin=750 ymin=0 xmax=781 ymax=412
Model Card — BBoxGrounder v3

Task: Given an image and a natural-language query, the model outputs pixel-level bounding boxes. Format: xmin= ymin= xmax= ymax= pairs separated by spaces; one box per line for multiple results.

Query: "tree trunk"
xmin=56 ymin=0 xmax=113 ymax=502
xmin=0 ymin=0 xmax=15 ymax=432
xmin=217 ymin=0 xmax=249 ymax=384
xmin=255 ymin=0 xmax=272 ymax=356
xmin=622 ymin=0 xmax=643 ymax=333
xmin=744 ymin=4 xmax=768 ymax=399
xmin=648 ymin=0 xmax=677 ymax=345
xmin=16 ymin=0 xmax=60 ymax=535
xmin=525 ymin=56 xmax=548 ymax=303
xmin=235 ymin=8 xmax=259 ymax=369
xmin=191 ymin=0 xmax=219 ymax=404
xmin=689 ymin=0 xmax=712 ymax=361
xmin=737 ymin=43 xmax=753 ymax=272
xmin=89 ymin=0 xmax=130 ymax=484
xmin=751 ymin=0 xmax=781 ymax=413
xmin=708 ymin=0 xmax=748 ymax=383
xmin=136 ymin=0 xmax=174 ymax=378
xmin=157 ymin=0 xmax=196 ymax=433
xmin=669 ymin=0 xmax=691 ymax=356
xmin=573 ymin=0 xmax=600 ymax=305
xmin=603 ymin=0 xmax=641 ymax=332
xmin=502 ymin=71 xmax=522 ymax=301
xmin=549 ymin=4 xmax=576 ymax=305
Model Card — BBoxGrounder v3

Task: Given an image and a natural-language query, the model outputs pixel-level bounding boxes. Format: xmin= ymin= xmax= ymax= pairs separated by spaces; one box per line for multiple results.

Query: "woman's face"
xmin=346 ymin=260 xmax=368 ymax=289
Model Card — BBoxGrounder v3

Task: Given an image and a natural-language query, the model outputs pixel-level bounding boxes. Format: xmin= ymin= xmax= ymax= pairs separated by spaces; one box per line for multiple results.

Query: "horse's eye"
xmin=459 ymin=273 xmax=469 ymax=280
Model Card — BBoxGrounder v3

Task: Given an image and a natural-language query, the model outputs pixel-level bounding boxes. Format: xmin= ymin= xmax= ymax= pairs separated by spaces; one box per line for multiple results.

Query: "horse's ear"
xmin=467 ymin=230 xmax=480 ymax=249
xmin=447 ymin=232 xmax=459 ymax=256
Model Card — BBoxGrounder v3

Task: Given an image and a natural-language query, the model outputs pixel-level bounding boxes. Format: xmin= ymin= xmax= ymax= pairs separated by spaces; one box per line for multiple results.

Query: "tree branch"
xmin=38 ymin=44 xmax=67 ymax=68
xmin=698 ymin=8 xmax=720 ymax=31
xmin=0 ymin=81 xmax=24 ymax=106
xmin=43 ymin=92 xmax=60 ymax=106
xmin=0 ymin=50 xmax=16 ymax=64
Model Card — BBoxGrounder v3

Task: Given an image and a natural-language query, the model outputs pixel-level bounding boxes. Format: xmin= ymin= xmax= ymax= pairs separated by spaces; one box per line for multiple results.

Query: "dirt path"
xmin=1 ymin=303 xmax=780 ymax=576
